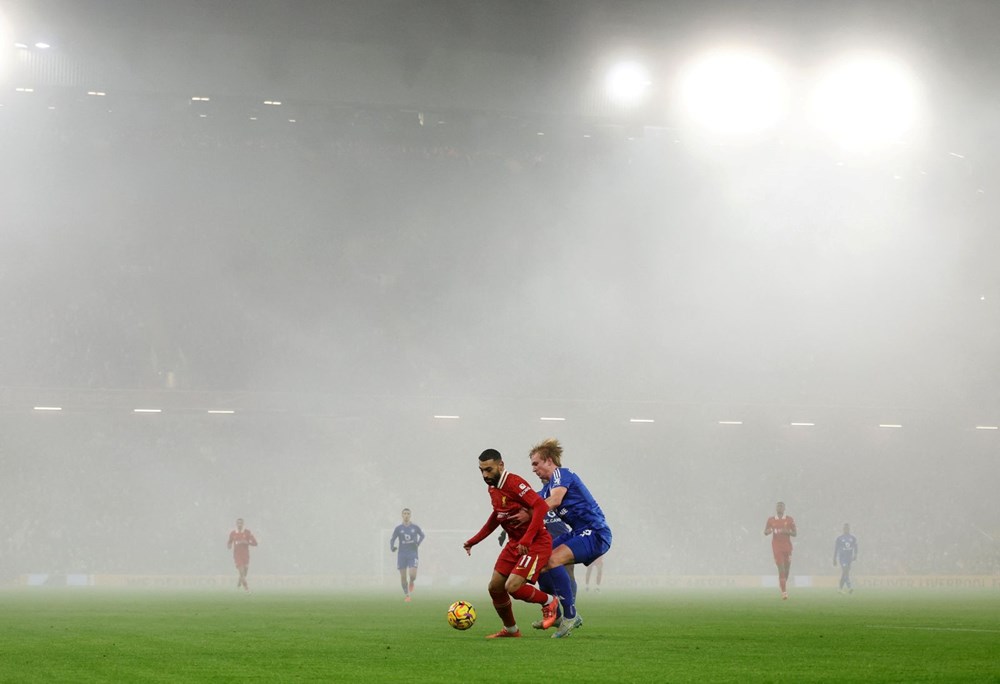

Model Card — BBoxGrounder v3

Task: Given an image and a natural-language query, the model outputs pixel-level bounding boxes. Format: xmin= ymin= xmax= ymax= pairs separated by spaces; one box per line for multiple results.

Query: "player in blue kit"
xmin=528 ymin=438 xmax=612 ymax=638
xmin=390 ymin=508 xmax=425 ymax=602
xmin=833 ymin=523 xmax=858 ymax=593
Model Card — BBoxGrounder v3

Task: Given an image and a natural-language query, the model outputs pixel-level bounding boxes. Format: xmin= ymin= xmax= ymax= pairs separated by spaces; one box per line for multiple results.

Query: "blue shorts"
xmin=397 ymin=552 xmax=419 ymax=571
xmin=838 ymin=556 xmax=854 ymax=568
xmin=552 ymin=527 xmax=612 ymax=567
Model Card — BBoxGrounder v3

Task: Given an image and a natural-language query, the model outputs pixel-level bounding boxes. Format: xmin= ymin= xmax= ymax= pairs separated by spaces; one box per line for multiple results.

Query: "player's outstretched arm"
xmin=465 ymin=513 xmax=500 ymax=553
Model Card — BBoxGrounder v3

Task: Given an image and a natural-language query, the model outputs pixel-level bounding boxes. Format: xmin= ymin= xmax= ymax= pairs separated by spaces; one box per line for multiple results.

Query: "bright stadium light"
xmin=677 ymin=48 xmax=788 ymax=135
xmin=605 ymin=60 xmax=652 ymax=107
xmin=809 ymin=52 xmax=922 ymax=150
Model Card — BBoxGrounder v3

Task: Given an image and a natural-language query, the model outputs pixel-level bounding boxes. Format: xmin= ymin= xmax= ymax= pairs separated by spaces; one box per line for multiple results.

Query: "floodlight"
xmin=677 ymin=48 xmax=788 ymax=135
xmin=605 ymin=61 xmax=652 ymax=107
xmin=809 ymin=52 xmax=921 ymax=149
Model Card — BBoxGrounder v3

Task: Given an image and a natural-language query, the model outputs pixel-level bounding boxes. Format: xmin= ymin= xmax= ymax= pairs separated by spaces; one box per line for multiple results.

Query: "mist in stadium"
xmin=2 ymin=0 xmax=998 ymax=596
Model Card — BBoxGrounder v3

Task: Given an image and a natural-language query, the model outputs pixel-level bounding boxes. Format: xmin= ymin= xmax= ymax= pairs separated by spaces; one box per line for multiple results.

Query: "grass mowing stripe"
xmin=1 ymin=589 xmax=998 ymax=682
xmin=869 ymin=625 xmax=1000 ymax=633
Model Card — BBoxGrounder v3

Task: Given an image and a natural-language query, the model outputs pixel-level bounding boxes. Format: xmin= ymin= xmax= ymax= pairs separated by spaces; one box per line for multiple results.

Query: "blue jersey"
xmin=834 ymin=533 xmax=858 ymax=563
xmin=541 ymin=467 xmax=610 ymax=535
xmin=543 ymin=509 xmax=572 ymax=537
xmin=390 ymin=524 xmax=425 ymax=556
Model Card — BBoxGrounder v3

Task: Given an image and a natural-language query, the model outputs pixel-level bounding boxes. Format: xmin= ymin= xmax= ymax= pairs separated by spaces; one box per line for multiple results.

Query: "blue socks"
xmin=544 ymin=564 xmax=576 ymax=619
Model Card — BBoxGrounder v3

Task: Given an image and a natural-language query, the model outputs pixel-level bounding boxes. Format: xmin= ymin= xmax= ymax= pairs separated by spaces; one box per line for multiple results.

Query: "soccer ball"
xmin=446 ymin=600 xmax=477 ymax=630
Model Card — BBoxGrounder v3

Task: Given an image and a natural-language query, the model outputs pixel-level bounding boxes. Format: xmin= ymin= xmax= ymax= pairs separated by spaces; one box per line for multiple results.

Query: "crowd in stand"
xmin=1 ymin=405 xmax=999 ymax=581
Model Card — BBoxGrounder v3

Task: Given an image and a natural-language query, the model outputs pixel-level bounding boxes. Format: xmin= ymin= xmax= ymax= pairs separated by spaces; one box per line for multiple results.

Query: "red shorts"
xmin=494 ymin=534 xmax=552 ymax=583
xmin=234 ymin=552 xmax=250 ymax=569
xmin=772 ymin=547 xmax=792 ymax=566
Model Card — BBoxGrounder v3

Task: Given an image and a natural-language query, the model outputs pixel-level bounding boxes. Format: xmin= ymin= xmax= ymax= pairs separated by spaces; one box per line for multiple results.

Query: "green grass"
xmin=1 ymin=589 xmax=999 ymax=683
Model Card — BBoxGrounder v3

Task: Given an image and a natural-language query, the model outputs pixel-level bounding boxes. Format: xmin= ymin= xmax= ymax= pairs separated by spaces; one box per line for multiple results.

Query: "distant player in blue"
xmin=389 ymin=508 xmax=425 ymax=602
xmin=529 ymin=438 xmax=612 ymax=638
xmin=833 ymin=523 xmax=858 ymax=594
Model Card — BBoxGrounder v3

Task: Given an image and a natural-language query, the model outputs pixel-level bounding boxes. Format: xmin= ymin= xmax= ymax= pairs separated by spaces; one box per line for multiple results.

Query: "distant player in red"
xmin=227 ymin=518 xmax=258 ymax=592
xmin=464 ymin=448 xmax=560 ymax=639
xmin=764 ymin=501 xmax=796 ymax=599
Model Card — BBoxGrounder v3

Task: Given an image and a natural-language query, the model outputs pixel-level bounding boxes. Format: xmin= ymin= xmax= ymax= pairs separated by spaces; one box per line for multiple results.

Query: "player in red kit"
xmin=227 ymin=518 xmax=258 ymax=592
xmin=764 ymin=501 xmax=796 ymax=599
xmin=464 ymin=448 xmax=561 ymax=639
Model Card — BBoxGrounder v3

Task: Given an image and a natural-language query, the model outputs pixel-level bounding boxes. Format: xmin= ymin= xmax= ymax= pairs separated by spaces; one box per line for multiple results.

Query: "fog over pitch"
xmin=1 ymin=0 xmax=998 ymax=586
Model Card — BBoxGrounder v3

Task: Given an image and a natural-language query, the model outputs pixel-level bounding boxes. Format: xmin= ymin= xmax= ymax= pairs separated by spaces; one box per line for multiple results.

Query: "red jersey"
xmin=228 ymin=528 xmax=258 ymax=565
xmin=467 ymin=470 xmax=549 ymax=548
xmin=766 ymin=515 xmax=796 ymax=550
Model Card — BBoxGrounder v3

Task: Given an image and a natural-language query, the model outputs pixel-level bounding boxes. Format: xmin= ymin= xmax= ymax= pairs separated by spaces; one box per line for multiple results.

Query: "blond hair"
xmin=530 ymin=438 xmax=563 ymax=467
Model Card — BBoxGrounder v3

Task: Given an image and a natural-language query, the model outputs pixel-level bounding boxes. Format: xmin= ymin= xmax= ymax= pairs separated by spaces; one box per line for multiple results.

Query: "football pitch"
xmin=2 ymin=588 xmax=998 ymax=683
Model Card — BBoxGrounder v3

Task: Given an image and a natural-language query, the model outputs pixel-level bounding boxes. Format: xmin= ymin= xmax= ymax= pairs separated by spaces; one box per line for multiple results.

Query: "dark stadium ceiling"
xmin=9 ymin=0 xmax=997 ymax=50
